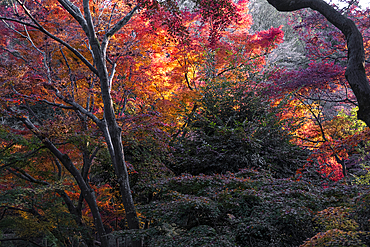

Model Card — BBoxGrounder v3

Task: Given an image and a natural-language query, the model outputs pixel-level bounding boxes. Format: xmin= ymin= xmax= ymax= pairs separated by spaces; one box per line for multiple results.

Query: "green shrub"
xmin=168 ymin=77 xmax=309 ymax=178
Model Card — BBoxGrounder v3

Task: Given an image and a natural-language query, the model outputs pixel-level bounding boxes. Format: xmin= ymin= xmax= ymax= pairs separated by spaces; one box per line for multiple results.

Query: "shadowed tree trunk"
xmin=0 ymin=1 xmax=142 ymax=246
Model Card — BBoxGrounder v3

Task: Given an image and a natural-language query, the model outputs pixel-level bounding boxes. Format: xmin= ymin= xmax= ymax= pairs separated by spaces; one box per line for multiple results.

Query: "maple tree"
xmin=0 ymin=0 xmax=286 ymax=245
xmin=0 ymin=0 xmax=178 ymax=245
xmin=266 ymin=0 xmax=370 ymax=127
xmin=1 ymin=0 xmax=370 ymax=245
xmin=261 ymin=0 xmax=370 ymax=180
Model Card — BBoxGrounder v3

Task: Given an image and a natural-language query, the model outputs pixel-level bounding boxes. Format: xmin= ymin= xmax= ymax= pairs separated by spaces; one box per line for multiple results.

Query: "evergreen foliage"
xmin=134 ymin=168 xmax=370 ymax=247
xmin=168 ymin=77 xmax=309 ymax=178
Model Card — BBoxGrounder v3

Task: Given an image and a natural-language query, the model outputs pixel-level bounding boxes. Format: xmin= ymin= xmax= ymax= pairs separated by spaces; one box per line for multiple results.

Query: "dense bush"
xmin=130 ymin=168 xmax=370 ymax=246
xmin=301 ymin=206 xmax=370 ymax=246
xmin=167 ymin=78 xmax=309 ymax=178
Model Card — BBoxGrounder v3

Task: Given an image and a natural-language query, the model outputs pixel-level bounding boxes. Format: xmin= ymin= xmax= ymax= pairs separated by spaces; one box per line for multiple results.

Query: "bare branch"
xmin=39 ymin=82 xmax=104 ymax=126
xmin=56 ymin=0 xmax=90 ymax=35
xmin=185 ymin=72 xmax=194 ymax=91
xmin=295 ymin=92 xmax=358 ymax=106
xmin=0 ymin=17 xmax=38 ymax=29
xmin=52 ymin=156 xmax=63 ymax=179
xmin=101 ymin=5 xmax=139 ymax=55
xmin=11 ymin=85 xmax=74 ymax=109
xmin=0 ymin=143 xmax=16 ymax=155
xmin=62 ymin=96 xmax=104 ymax=126
xmin=83 ymin=0 xmax=96 ymax=40
xmin=105 ymin=5 xmax=139 ymax=40
xmin=0 ymin=46 xmax=28 ymax=63
xmin=56 ymin=189 xmax=83 ymax=226
xmin=40 ymin=99 xmax=74 ymax=109
xmin=105 ymin=3 xmax=118 ymax=32
xmin=108 ymin=62 xmax=117 ymax=91
xmin=89 ymin=146 xmax=101 ymax=164
xmin=22 ymin=101 xmax=44 ymax=125
xmin=0 ymin=146 xmax=47 ymax=170
xmin=82 ymin=0 xmax=102 ymax=64
xmin=59 ymin=47 xmax=77 ymax=99
xmin=7 ymin=167 xmax=50 ymax=185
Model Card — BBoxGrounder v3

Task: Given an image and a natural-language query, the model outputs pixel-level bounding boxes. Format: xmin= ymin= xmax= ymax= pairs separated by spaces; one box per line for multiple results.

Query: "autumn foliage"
xmin=1 ymin=0 xmax=370 ymax=246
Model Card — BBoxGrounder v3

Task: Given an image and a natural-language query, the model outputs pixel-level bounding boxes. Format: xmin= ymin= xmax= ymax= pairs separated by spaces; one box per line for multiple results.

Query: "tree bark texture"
xmin=59 ymin=0 xmax=142 ymax=245
xmin=79 ymin=0 xmax=142 ymax=234
xmin=1 ymin=0 xmax=142 ymax=244
xmin=266 ymin=0 xmax=370 ymax=127
xmin=20 ymin=117 xmax=109 ymax=247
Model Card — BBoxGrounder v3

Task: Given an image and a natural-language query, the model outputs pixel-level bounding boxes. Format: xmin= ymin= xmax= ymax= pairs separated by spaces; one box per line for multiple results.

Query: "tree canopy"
xmin=1 ymin=0 xmax=370 ymax=246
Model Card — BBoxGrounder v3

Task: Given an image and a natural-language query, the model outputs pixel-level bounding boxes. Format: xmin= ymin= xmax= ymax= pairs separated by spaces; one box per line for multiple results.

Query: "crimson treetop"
xmin=267 ymin=0 xmax=370 ymax=127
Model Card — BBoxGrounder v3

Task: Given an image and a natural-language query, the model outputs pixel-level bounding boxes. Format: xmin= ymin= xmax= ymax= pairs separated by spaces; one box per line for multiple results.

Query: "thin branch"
xmin=118 ymin=90 xmax=129 ymax=117
xmin=295 ymin=135 xmax=325 ymax=144
xmin=105 ymin=3 xmax=117 ymax=32
xmin=42 ymin=82 xmax=104 ymax=126
xmin=22 ymin=101 xmax=43 ymax=125
xmin=295 ymin=92 xmax=358 ymax=106
xmin=8 ymin=0 xmax=98 ymax=75
xmin=105 ymin=3 xmax=118 ymax=33
xmin=295 ymin=93 xmax=347 ymax=177
xmin=7 ymin=166 xmax=50 ymax=185
xmin=0 ymin=45 xmax=29 ymax=63
xmin=105 ymin=5 xmax=139 ymax=39
xmin=11 ymin=86 xmax=74 ymax=109
xmin=0 ymin=208 xmax=7 ymax=221
xmin=59 ymin=47 xmax=77 ymax=99
xmin=56 ymin=0 xmax=90 ymax=35
xmin=217 ymin=63 xmax=244 ymax=77
xmin=185 ymin=72 xmax=193 ymax=91
xmin=59 ymin=94 xmax=103 ymax=126
xmin=40 ymin=99 xmax=74 ymax=109
xmin=0 ymin=146 xmax=47 ymax=170
xmin=56 ymin=189 xmax=83 ymax=225
xmin=102 ymin=5 xmax=139 ymax=53
xmin=23 ymin=24 xmax=52 ymax=83
xmin=90 ymin=146 xmax=101 ymax=164
xmin=54 ymin=156 xmax=63 ymax=179
xmin=0 ymin=17 xmax=38 ymax=29
xmin=108 ymin=62 xmax=117 ymax=91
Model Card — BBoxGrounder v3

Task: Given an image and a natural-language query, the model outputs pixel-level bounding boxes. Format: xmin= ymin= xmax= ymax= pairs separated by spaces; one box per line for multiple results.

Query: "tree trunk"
xmin=266 ymin=0 xmax=370 ymax=127
xmin=84 ymin=2 xmax=142 ymax=243
xmin=5 ymin=1 xmax=142 ymax=245
xmin=83 ymin=1 xmax=142 ymax=242
xmin=50 ymin=145 xmax=110 ymax=247
xmin=20 ymin=118 xmax=110 ymax=247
